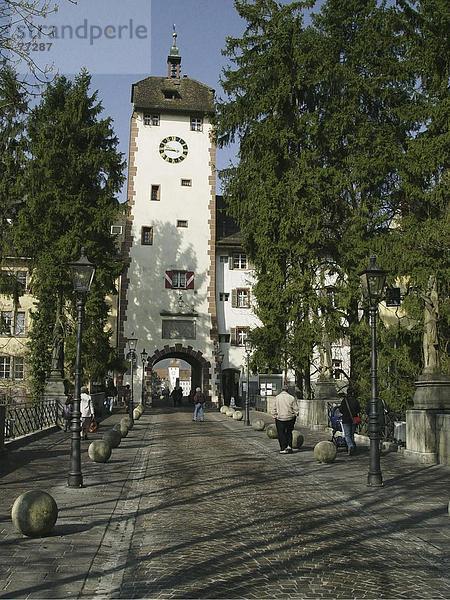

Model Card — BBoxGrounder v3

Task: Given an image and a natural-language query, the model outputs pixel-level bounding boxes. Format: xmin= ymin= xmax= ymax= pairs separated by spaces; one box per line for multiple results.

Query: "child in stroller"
xmin=328 ymin=403 xmax=347 ymax=450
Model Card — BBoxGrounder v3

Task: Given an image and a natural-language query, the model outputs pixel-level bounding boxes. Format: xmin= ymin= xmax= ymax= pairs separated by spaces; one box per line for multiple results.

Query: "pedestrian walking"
xmin=63 ymin=396 xmax=73 ymax=432
xmin=80 ymin=386 xmax=94 ymax=440
xmin=171 ymin=385 xmax=183 ymax=407
xmin=192 ymin=387 xmax=206 ymax=422
xmin=271 ymin=385 xmax=299 ymax=454
xmin=339 ymin=393 xmax=361 ymax=455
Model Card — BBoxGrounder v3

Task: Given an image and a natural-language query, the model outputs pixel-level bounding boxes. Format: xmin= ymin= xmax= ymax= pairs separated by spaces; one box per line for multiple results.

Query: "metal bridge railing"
xmin=2 ymin=399 xmax=63 ymax=442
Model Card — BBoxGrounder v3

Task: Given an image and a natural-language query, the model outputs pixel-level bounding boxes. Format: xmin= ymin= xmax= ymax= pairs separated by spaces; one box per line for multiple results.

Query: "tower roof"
xmin=131 ymin=76 xmax=215 ymax=115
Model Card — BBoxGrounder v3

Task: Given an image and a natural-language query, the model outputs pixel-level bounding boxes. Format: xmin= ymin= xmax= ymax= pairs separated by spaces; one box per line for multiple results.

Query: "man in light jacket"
xmin=272 ymin=385 xmax=299 ymax=454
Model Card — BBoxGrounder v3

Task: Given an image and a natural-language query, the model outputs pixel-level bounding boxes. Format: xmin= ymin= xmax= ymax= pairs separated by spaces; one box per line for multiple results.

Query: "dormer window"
xmin=163 ymin=90 xmax=181 ymax=100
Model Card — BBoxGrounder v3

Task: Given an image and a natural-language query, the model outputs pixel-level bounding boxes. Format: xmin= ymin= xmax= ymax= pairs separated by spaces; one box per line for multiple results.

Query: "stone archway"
xmin=148 ymin=343 xmax=211 ymax=398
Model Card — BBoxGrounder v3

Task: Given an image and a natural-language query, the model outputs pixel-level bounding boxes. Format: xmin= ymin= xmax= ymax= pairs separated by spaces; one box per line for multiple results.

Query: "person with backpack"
xmin=192 ymin=387 xmax=206 ymax=422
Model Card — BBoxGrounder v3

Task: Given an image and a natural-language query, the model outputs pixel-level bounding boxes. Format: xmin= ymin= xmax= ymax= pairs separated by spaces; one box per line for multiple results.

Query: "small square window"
xmin=141 ymin=226 xmax=153 ymax=245
xmin=232 ymin=288 xmax=250 ymax=308
xmin=111 ymin=225 xmax=123 ymax=235
xmin=151 ymin=185 xmax=160 ymax=201
xmin=219 ymin=256 xmax=229 ymax=263
xmin=181 ymin=179 xmax=192 ymax=187
xmin=219 ymin=293 xmax=229 ymax=301
xmin=177 ymin=220 xmax=188 ymax=228
xmin=232 ymin=253 xmax=247 ymax=269
xmin=190 ymin=116 xmax=203 ymax=132
xmin=144 ymin=114 xmax=160 ymax=126
xmin=234 ymin=327 xmax=249 ymax=347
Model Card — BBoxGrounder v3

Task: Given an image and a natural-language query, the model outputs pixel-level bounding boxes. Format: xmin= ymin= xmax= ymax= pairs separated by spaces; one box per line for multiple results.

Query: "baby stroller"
xmin=327 ymin=403 xmax=347 ymax=450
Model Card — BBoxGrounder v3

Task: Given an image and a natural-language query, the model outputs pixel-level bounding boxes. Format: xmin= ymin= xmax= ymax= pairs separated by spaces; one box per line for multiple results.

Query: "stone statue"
xmin=50 ymin=299 xmax=64 ymax=377
xmin=319 ymin=330 xmax=333 ymax=380
xmin=422 ymin=274 xmax=440 ymax=374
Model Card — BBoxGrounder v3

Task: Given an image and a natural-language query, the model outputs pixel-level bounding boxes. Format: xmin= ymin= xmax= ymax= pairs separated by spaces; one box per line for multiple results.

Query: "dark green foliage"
xmin=217 ymin=0 xmax=448 ymax=411
xmin=13 ymin=70 xmax=125 ymax=396
xmin=0 ymin=67 xmax=28 ymax=299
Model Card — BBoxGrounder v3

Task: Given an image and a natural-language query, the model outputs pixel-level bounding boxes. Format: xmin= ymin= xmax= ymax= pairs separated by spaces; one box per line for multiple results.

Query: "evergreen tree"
xmin=217 ymin=1 xmax=338 ymax=390
xmin=0 ymin=66 xmax=28 ymax=299
xmin=392 ymin=0 xmax=450 ymax=375
xmin=13 ymin=70 xmax=125 ymax=396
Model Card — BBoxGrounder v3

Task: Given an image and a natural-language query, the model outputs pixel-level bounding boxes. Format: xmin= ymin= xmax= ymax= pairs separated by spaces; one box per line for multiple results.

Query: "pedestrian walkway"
xmin=0 ymin=407 xmax=449 ymax=599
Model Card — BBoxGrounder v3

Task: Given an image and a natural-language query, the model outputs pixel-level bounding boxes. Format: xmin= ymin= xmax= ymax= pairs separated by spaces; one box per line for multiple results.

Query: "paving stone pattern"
xmin=0 ymin=407 xmax=449 ymax=599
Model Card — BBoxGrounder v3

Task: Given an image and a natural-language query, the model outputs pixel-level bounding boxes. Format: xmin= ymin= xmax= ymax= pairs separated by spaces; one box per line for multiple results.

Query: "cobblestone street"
xmin=1 ymin=407 xmax=449 ymax=599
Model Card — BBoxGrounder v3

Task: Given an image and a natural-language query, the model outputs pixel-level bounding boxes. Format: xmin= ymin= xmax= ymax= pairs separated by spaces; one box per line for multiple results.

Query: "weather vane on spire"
xmin=172 ymin=24 xmax=177 ymax=47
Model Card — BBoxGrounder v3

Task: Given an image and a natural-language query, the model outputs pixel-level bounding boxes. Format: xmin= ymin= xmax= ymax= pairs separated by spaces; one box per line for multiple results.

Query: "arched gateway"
xmin=148 ymin=344 xmax=211 ymax=397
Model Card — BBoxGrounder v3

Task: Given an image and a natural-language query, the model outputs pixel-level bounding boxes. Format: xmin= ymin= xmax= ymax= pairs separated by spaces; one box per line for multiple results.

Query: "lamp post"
xmin=360 ymin=255 xmax=387 ymax=487
xmin=68 ymin=247 xmax=95 ymax=488
xmin=126 ymin=334 xmax=138 ymax=423
xmin=140 ymin=348 xmax=148 ymax=406
xmin=213 ymin=341 xmax=224 ymax=407
xmin=244 ymin=339 xmax=251 ymax=426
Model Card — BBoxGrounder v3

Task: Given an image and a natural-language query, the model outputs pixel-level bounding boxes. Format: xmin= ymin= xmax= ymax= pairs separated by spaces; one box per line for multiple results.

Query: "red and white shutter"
xmin=164 ymin=270 xmax=173 ymax=289
xmin=186 ymin=271 xmax=195 ymax=290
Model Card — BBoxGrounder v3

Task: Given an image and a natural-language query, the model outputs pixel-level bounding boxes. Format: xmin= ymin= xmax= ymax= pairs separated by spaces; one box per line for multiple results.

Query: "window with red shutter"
xmin=164 ymin=270 xmax=173 ymax=289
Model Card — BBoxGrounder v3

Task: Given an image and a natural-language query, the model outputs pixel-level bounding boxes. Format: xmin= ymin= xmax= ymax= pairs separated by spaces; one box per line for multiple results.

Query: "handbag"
xmin=345 ymin=397 xmax=361 ymax=425
xmin=88 ymin=418 xmax=98 ymax=433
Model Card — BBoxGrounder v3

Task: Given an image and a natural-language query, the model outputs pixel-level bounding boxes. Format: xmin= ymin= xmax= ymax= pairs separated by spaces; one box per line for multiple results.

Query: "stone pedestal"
xmin=404 ymin=409 xmax=438 ymax=464
xmin=309 ymin=379 xmax=338 ymax=430
xmin=44 ymin=373 xmax=67 ymax=404
xmin=412 ymin=373 xmax=450 ymax=410
xmin=404 ymin=374 xmax=450 ymax=465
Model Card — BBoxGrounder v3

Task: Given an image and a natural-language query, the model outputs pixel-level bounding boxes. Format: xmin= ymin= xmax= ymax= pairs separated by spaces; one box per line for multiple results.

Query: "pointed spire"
xmin=167 ymin=25 xmax=181 ymax=78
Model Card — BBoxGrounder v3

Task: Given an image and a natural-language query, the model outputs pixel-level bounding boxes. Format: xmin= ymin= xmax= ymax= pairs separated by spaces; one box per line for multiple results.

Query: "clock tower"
xmin=119 ymin=31 xmax=217 ymax=400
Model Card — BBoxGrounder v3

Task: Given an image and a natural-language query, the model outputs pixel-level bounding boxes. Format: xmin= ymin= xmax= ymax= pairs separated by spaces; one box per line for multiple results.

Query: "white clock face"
xmin=159 ymin=136 xmax=188 ymax=163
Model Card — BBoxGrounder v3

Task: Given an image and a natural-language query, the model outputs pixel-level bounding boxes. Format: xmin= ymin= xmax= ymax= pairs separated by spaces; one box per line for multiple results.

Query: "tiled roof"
xmin=131 ymin=76 xmax=215 ymax=115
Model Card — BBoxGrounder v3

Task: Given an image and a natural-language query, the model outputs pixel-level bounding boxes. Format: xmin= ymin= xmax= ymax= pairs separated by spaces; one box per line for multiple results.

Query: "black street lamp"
xmin=126 ymin=334 xmax=138 ymax=423
xmin=360 ymin=255 xmax=387 ymax=487
xmin=68 ymin=247 xmax=95 ymax=488
xmin=244 ymin=339 xmax=251 ymax=426
xmin=213 ymin=341 xmax=224 ymax=407
xmin=140 ymin=348 xmax=148 ymax=406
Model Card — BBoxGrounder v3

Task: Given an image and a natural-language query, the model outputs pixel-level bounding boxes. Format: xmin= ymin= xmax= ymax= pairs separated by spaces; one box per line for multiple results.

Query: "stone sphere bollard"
xmin=266 ymin=424 xmax=278 ymax=439
xmin=252 ymin=419 xmax=266 ymax=431
xmin=88 ymin=440 xmax=112 ymax=463
xmin=226 ymin=408 xmax=235 ymax=417
xmin=220 ymin=405 xmax=228 ymax=414
xmin=103 ymin=429 xmax=121 ymax=449
xmin=233 ymin=410 xmax=243 ymax=421
xmin=121 ymin=416 xmax=133 ymax=430
xmin=292 ymin=431 xmax=304 ymax=449
xmin=11 ymin=490 xmax=58 ymax=537
xmin=314 ymin=440 xmax=337 ymax=463
xmin=133 ymin=408 xmax=141 ymax=420
xmin=113 ymin=422 xmax=128 ymax=438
